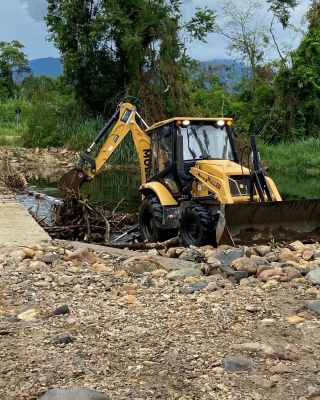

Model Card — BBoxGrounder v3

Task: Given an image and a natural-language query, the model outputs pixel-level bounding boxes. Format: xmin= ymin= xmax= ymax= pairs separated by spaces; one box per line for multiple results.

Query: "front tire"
xmin=139 ymin=194 xmax=176 ymax=242
xmin=179 ymin=204 xmax=216 ymax=247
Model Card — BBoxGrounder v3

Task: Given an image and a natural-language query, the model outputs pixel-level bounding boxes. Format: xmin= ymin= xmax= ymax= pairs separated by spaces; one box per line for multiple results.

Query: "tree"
xmin=215 ymin=0 xmax=272 ymax=87
xmin=17 ymin=75 xmax=72 ymax=101
xmin=185 ymin=60 xmax=236 ymax=117
xmin=213 ymin=0 xmax=291 ymax=137
xmin=266 ymin=0 xmax=299 ymax=27
xmin=273 ymin=1 xmax=320 ymax=140
xmin=45 ymin=0 xmax=216 ymax=119
xmin=0 ymin=41 xmax=31 ymax=100
xmin=45 ymin=0 xmax=118 ymax=114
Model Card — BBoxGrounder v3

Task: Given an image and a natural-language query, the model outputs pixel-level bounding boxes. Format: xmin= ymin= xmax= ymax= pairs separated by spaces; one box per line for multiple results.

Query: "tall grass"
xmin=62 ymin=116 xmax=106 ymax=150
xmin=258 ymin=137 xmax=320 ymax=174
xmin=65 ymin=117 xmax=138 ymax=166
xmin=0 ymin=130 xmax=24 ymax=147
xmin=271 ymin=171 xmax=320 ymax=200
xmin=0 ymin=97 xmax=137 ymax=165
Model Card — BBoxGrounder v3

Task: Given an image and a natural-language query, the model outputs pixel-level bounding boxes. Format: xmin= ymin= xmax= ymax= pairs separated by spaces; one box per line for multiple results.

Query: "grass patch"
xmin=65 ymin=116 xmax=106 ymax=150
xmin=258 ymin=137 xmax=320 ymax=174
xmin=0 ymin=124 xmax=25 ymax=147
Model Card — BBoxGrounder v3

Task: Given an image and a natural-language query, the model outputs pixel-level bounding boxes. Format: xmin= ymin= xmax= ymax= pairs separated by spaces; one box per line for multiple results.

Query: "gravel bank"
xmin=1 ymin=239 xmax=320 ymax=400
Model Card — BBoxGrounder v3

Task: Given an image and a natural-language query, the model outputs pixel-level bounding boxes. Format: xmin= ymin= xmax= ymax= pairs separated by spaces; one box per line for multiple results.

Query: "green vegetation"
xmin=0 ymin=99 xmax=28 ymax=146
xmin=259 ymin=137 xmax=320 ymax=174
xmin=0 ymin=41 xmax=31 ymax=100
xmin=1 ymin=0 xmax=320 ymax=170
xmin=45 ymin=0 xmax=216 ymax=118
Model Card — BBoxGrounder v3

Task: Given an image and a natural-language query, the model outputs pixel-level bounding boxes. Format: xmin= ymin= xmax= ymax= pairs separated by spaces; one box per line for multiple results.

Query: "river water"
xmin=18 ymin=167 xmax=142 ymax=223
xmin=17 ymin=167 xmax=320 ymax=224
xmin=271 ymin=172 xmax=320 ymax=200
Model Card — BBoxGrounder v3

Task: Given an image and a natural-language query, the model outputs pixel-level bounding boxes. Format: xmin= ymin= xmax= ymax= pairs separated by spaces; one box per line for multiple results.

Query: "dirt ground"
xmin=1 ymin=239 xmax=320 ymax=400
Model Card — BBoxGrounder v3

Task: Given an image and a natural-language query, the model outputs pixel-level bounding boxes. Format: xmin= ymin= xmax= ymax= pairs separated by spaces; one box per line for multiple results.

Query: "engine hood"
xmin=194 ymin=159 xmax=251 ymax=179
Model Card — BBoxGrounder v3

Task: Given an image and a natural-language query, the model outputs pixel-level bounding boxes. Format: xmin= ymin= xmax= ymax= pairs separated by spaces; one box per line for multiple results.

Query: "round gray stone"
xmin=222 ymin=355 xmax=255 ymax=372
xmin=39 ymin=387 xmax=110 ymax=400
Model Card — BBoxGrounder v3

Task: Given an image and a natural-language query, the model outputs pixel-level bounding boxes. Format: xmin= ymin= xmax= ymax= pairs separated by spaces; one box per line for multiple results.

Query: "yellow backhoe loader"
xmin=59 ymin=101 xmax=320 ymax=246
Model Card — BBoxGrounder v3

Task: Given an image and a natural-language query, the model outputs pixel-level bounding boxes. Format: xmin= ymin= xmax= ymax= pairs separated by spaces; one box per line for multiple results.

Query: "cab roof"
xmin=146 ymin=116 xmax=233 ymax=132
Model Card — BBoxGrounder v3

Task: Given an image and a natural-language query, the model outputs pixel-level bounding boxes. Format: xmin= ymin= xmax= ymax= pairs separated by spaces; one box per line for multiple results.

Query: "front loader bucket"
xmin=220 ymin=199 xmax=320 ymax=245
xmin=58 ymin=169 xmax=87 ymax=198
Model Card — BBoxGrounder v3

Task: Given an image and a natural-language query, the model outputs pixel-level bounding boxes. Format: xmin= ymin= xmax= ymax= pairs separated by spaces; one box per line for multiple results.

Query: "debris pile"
xmin=43 ymin=196 xmax=138 ymax=243
xmin=1 ymin=162 xmax=28 ymax=193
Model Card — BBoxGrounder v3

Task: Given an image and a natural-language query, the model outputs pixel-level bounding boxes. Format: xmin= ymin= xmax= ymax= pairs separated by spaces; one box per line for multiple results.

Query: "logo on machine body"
xmin=121 ymin=109 xmax=133 ymax=123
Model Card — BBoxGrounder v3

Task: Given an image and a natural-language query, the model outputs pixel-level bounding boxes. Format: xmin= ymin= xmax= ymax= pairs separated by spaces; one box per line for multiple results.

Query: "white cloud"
xmin=19 ymin=0 xmax=47 ymax=22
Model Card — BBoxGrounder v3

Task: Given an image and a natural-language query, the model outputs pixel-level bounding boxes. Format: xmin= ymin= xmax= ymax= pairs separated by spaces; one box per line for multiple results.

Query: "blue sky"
xmin=0 ymin=0 xmax=310 ymax=61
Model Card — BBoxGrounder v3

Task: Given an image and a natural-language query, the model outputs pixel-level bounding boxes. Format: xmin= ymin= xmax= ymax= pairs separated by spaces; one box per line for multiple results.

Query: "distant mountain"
xmin=202 ymin=59 xmax=248 ymax=82
xmin=26 ymin=57 xmax=245 ymax=81
xmin=28 ymin=57 xmax=62 ymax=77
xmin=204 ymin=59 xmax=244 ymax=69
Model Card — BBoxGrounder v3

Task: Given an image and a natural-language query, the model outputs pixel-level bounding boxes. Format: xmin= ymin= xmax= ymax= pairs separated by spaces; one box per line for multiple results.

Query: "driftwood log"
xmin=104 ymin=236 xmax=180 ymax=250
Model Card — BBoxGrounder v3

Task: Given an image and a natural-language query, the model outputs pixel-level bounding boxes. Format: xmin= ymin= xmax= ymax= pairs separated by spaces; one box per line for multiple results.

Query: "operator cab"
xmin=179 ymin=120 xmax=236 ymax=161
xmin=146 ymin=117 xmax=238 ymax=198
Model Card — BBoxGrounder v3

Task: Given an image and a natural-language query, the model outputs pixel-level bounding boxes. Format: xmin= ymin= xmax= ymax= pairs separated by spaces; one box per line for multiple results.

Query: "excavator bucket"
xmin=58 ymin=169 xmax=87 ymax=199
xmin=219 ymin=199 xmax=320 ymax=245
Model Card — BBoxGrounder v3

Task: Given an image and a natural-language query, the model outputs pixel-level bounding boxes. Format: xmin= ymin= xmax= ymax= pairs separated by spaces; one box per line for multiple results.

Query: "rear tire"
xmin=139 ymin=194 xmax=177 ymax=242
xmin=179 ymin=204 xmax=216 ymax=247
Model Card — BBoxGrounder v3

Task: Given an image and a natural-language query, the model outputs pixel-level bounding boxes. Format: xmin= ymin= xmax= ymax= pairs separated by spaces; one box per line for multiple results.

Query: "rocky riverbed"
xmin=2 ymin=147 xmax=320 ymax=400
xmin=0 ymin=146 xmax=75 ymax=173
xmin=2 ymin=238 xmax=320 ymax=400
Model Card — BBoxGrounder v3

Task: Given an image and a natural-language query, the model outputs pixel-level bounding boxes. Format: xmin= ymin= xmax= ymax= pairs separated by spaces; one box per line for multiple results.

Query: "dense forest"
xmin=1 ymin=0 xmax=320 ymax=171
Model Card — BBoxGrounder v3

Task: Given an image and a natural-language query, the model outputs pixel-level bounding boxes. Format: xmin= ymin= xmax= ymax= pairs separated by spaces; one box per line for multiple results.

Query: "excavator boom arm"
xmin=59 ymin=102 xmax=151 ymax=198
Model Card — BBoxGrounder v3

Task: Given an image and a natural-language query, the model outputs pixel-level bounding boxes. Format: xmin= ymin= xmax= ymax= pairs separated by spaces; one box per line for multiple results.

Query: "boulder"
xmin=166 ymin=268 xmax=203 ymax=281
xmin=278 ymin=248 xmax=297 ymax=263
xmin=258 ymin=268 xmax=286 ymax=282
xmin=231 ymin=257 xmax=257 ymax=275
xmin=223 ymin=249 xmax=245 ymax=265
xmin=66 ymin=248 xmax=96 ymax=264
xmin=306 ymin=265 xmax=320 ymax=285
xmin=289 ymin=240 xmax=305 ymax=254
